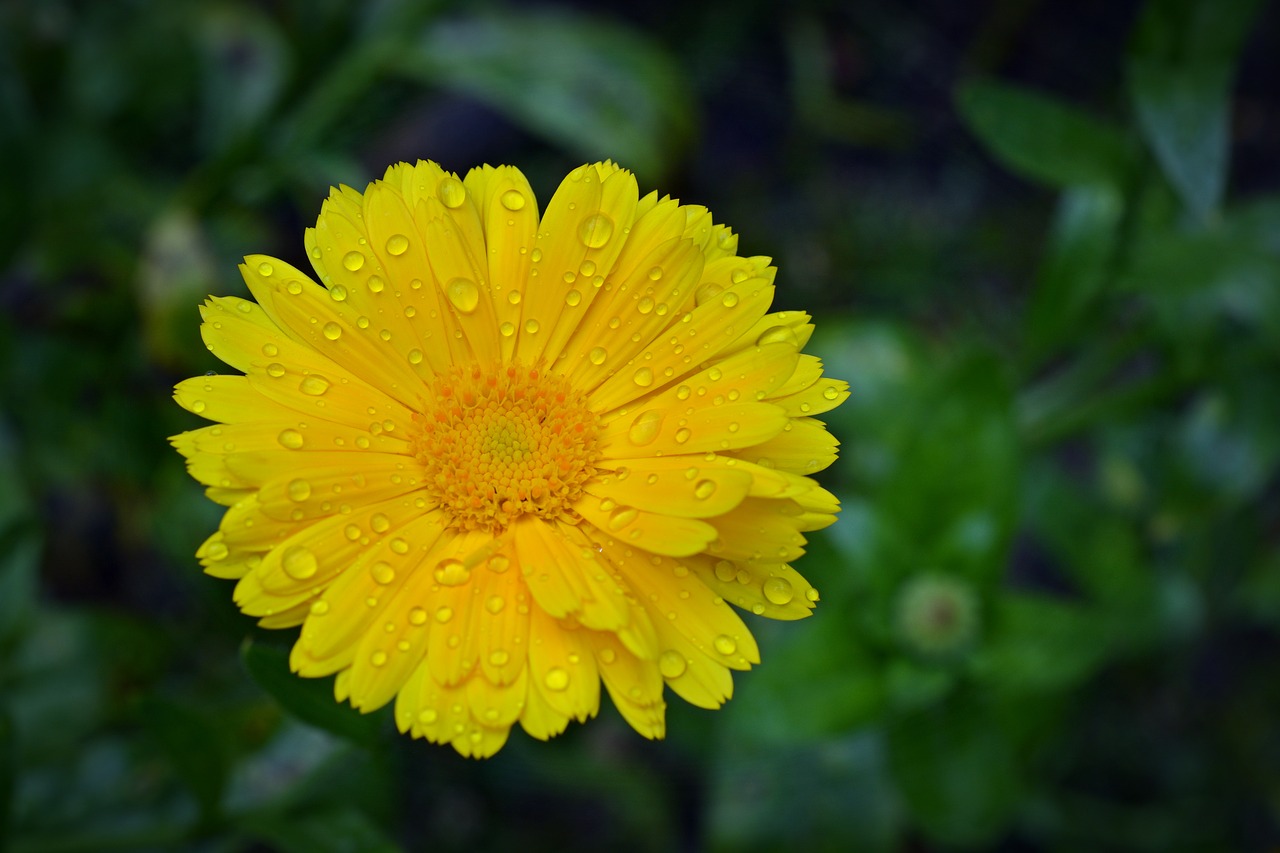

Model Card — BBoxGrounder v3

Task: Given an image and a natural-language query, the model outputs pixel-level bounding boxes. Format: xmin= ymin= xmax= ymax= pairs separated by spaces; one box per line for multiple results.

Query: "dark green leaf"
xmin=240 ymin=808 xmax=401 ymax=853
xmin=197 ymin=4 xmax=290 ymax=156
xmin=399 ymin=11 xmax=695 ymax=180
xmin=0 ymin=707 xmax=12 ymax=845
xmin=141 ymin=697 xmax=231 ymax=820
xmin=957 ymin=79 xmax=1134 ymax=188
xmin=240 ymin=640 xmax=381 ymax=747
xmin=887 ymin=695 xmax=1022 ymax=846
xmin=970 ymin=593 xmax=1117 ymax=693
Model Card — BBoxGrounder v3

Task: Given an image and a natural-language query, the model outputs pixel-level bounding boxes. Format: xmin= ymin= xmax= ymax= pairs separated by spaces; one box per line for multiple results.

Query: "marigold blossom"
xmin=172 ymin=160 xmax=847 ymax=757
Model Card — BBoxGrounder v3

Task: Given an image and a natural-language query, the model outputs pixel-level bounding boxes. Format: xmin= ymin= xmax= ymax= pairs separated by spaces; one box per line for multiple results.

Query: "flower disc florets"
xmin=409 ymin=363 xmax=600 ymax=532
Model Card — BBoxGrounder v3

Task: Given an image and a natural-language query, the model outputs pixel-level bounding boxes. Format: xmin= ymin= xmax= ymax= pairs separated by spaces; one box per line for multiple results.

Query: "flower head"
xmin=172 ymin=160 xmax=847 ymax=757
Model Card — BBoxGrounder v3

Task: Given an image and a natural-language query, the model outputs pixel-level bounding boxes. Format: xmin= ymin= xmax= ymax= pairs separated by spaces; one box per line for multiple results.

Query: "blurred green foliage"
xmin=2 ymin=0 xmax=1279 ymax=850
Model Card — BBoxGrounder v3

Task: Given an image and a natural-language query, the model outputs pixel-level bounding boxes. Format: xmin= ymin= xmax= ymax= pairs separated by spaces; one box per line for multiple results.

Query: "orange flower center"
xmin=409 ymin=363 xmax=600 ymax=532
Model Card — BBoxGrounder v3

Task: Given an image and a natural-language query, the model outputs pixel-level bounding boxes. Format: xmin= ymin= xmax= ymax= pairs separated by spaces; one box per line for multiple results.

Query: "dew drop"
xmin=385 ymin=234 xmax=410 ymax=256
xmin=257 ymin=261 xmax=274 ymax=276
xmin=756 ymin=325 xmax=798 ymax=347
xmin=628 ymin=410 xmax=662 ymax=446
xmin=322 ymin=321 xmax=342 ymax=341
xmin=310 ymin=600 xmax=330 ymax=616
xmin=544 ymin=667 xmax=570 ymax=691
xmin=367 ymin=275 xmax=385 ymax=293
xmin=763 ymin=576 xmax=795 ymax=605
xmin=370 ymin=650 xmax=388 ymax=667
xmin=438 ymin=176 xmax=466 ymax=208
xmin=282 ymin=545 xmax=318 ymax=579
xmin=578 ymin=213 xmax=614 ymax=248
xmin=205 ymin=541 xmax=229 ymax=561
xmin=589 ymin=346 xmax=607 ymax=366
xmin=674 ymin=428 xmax=691 ymax=444
xmin=637 ymin=296 xmax=655 ymax=315
xmin=446 ymin=277 xmax=480 ymax=314
xmin=487 ymin=554 xmax=510 ymax=573
xmin=659 ymin=650 xmax=687 ymax=678
xmin=434 ymin=605 xmax=453 ymax=623
xmin=299 ymin=375 xmax=330 ymax=396
xmin=370 ymin=513 xmax=391 ymax=533
xmin=579 ymin=259 xmax=596 ymax=276
xmin=500 ymin=321 xmax=515 ymax=337
xmin=261 ymin=343 xmax=279 ymax=357
xmin=344 ymin=524 xmax=361 ymax=541
xmin=390 ymin=538 xmax=410 ymax=555
xmin=694 ymin=479 xmax=717 ymax=500
xmin=371 ymin=561 xmax=396 ymax=584
xmin=408 ymin=349 xmax=423 ymax=365
xmin=287 ymin=479 xmax=312 ymax=502
xmin=434 ymin=558 xmax=470 ymax=586
xmin=486 ymin=595 xmax=506 ymax=614
xmin=648 ymin=266 xmax=663 ymax=281
xmin=266 ymin=363 xmax=286 ymax=378
xmin=599 ymin=648 xmax=617 ymax=664
xmin=524 ymin=319 xmax=540 ymax=334
xmin=714 ymin=560 xmax=736 ymax=582
xmin=607 ymin=506 xmax=639 ymax=531
xmin=409 ymin=607 xmax=428 ymax=625
xmin=342 ymin=251 xmax=365 ymax=272
xmin=806 ymin=587 xmax=820 ymax=602
xmin=632 ymin=367 xmax=653 ymax=387
xmin=285 ymin=280 xmax=303 ymax=296
xmin=713 ymin=635 xmax=738 ymax=656
xmin=329 ymin=284 xmax=349 ymax=302
xmin=675 ymin=385 xmax=691 ymax=401
xmin=500 ymin=189 xmax=526 ymax=210
xmin=721 ymin=292 xmax=740 ymax=308
xmin=507 ymin=289 xmax=522 ymax=305
xmin=418 ymin=709 xmax=438 ymax=724
xmin=565 ymin=289 xmax=582 ymax=307
xmin=277 ymin=429 xmax=304 ymax=449
xmin=823 ymin=386 xmax=840 ymax=400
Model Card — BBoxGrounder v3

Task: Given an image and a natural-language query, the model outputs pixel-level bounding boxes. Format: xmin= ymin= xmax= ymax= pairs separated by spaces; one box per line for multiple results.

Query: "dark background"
xmin=2 ymin=0 xmax=1279 ymax=850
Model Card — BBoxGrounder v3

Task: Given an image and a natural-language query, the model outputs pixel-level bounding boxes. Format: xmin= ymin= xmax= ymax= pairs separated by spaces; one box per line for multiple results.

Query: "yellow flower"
xmin=172 ymin=160 xmax=847 ymax=758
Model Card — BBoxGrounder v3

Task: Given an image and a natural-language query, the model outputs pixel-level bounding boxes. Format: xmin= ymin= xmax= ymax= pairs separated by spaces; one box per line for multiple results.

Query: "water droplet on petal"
xmin=487 ymin=554 xmax=510 ymax=573
xmin=287 ymin=479 xmax=312 ymax=501
xmin=438 ymin=176 xmax=466 ymax=208
xmin=329 ymin=284 xmax=348 ymax=302
xmin=257 ymin=261 xmax=274 ymax=276
xmin=659 ymin=650 xmax=687 ymax=678
xmin=386 ymin=234 xmax=409 ymax=256
xmin=628 ymin=410 xmax=662 ymax=446
xmin=282 ymin=545 xmax=318 ymax=579
xmin=368 ymin=275 xmax=385 ymax=294
xmin=409 ymin=607 xmax=428 ymax=625
xmin=633 ymin=367 xmax=653 ymax=387
xmin=342 ymin=251 xmax=365 ymax=272
xmin=261 ymin=343 xmax=279 ymax=357
xmin=370 ymin=650 xmax=388 ymax=667
xmin=266 ymin=363 xmax=286 ymax=378
xmin=435 ymin=605 xmax=453 ymax=623
xmin=300 ymin=375 xmax=330 ymax=395
xmin=390 ymin=538 xmax=410 ymax=555
xmin=823 ymin=386 xmax=840 ymax=400
xmin=286 ymin=280 xmax=303 ymax=295
xmin=806 ymin=587 xmax=820 ymax=602
xmin=763 ymin=576 xmax=795 ymax=605
xmin=408 ymin=349 xmax=423 ymax=365
xmin=721 ymin=292 xmax=740 ymax=308
xmin=371 ymin=562 xmax=396 ymax=584
xmin=500 ymin=189 xmax=526 ymax=210
xmin=713 ymin=635 xmax=737 ymax=655
xmin=589 ymin=346 xmax=607 ymax=366
xmin=607 ymin=506 xmax=639 ymax=531
xmin=485 ymin=595 xmax=505 ymax=614
xmin=277 ymin=429 xmax=304 ymax=449
xmin=544 ymin=667 xmax=570 ymax=691
xmin=434 ymin=558 xmax=470 ymax=586
xmin=310 ymin=600 xmax=329 ymax=616
xmin=694 ymin=479 xmax=717 ymax=500
xmin=637 ymin=297 xmax=654 ymax=315
xmin=756 ymin=325 xmax=799 ymax=347
xmin=323 ymin=322 xmax=342 ymax=340
xmin=565 ymin=289 xmax=582 ymax=307
xmin=599 ymin=648 xmax=617 ymax=664
xmin=525 ymin=319 xmax=540 ymax=334
xmin=446 ymin=277 xmax=480 ymax=313
xmin=674 ymin=428 xmax=691 ymax=444
xmin=578 ymin=213 xmax=614 ymax=248
xmin=205 ymin=541 xmax=229 ymax=561
xmin=500 ymin=322 xmax=515 ymax=337
xmin=507 ymin=290 xmax=522 ymax=305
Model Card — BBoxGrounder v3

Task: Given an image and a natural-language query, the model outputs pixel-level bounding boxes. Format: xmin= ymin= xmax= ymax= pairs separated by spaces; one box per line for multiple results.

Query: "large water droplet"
xmin=721 ymin=292 xmax=740 ymax=308
xmin=485 ymin=594 xmax=506 ymax=614
xmin=329 ymin=284 xmax=349 ymax=302
xmin=438 ymin=176 xmax=466 ymax=208
xmin=588 ymin=346 xmax=607 ymax=366
xmin=266 ymin=363 xmax=286 ymax=378
xmin=371 ymin=561 xmax=396 ymax=584
xmin=370 ymin=650 xmax=388 ymax=667
xmin=756 ymin=325 xmax=798 ymax=347
xmin=693 ymin=479 xmax=717 ymax=500
xmin=524 ymin=319 xmax=540 ymax=334
xmin=287 ymin=479 xmax=312 ymax=501
xmin=257 ymin=261 xmax=274 ymax=277
xmin=632 ymin=367 xmax=653 ymax=387
xmin=659 ymin=650 xmax=687 ymax=678
xmin=261 ymin=343 xmax=279 ymax=357
xmin=286 ymin=280 xmax=303 ymax=295
xmin=310 ymin=600 xmax=330 ymax=616
xmin=674 ymin=428 xmax=691 ymax=444
xmin=322 ymin=322 xmax=342 ymax=341
xmin=447 ymin=277 xmax=481 ymax=314
xmin=389 ymin=538 xmax=410 ymax=555
xmin=500 ymin=321 xmax=515 ymax=337
xmin=565 ymin=289 xmax=582 ymax=307
xmin=489 ymin=649 xmax=510 ymax=666
xmin=713 ymin=635 xmax=737 ymax=656
xmin=342 ymin=251 xmax=365 ymax=272
xmin=277 ymin=429 xmax=304 ymax=449
xmin=282 ymin=545 xmax=318 ymax=579
xmin=408 ymin=349 xmax=423 ymax=365
xmin=434 ymin=558 xmax=470 ymax=586
xmin=205 ymin=541 xmax=229 ymax=561
xmin=500 ymin=189 xmax=526 ymax=211
xmin=368 ymin=275 xmax=385 ymax=293
xmin=607 ymin=506 xmax=639 ymax=531
xmin=370 ymin=513 xmax=391 ymax=533
xmin=299 ymin=375 xmax=330 ymax=396
xmin=379 ymin=233 xmax=409 ymax=259
xmin=544 ymin=667 xmax=570 ymax=691
xmin=822 ymin=385 xmax=840 ymax=400
xmin=487 ymin=554 xmax=510 ymax=573
xmin=628 ymin=410 xmax=662 ymax=446
xmin=578 ymin=213 xmax=614 ymax=248
xmin=434 ymin=605 xmax=454 ymax=623
xmin=763 ymin=576 xmax=795 ymax=605
xmin=409 ymin=606 xmax=428 ymax=625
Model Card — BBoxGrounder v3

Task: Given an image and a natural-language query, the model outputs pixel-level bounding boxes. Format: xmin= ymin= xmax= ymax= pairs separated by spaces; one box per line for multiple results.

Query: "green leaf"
xmin=1127 ymin=0 xmax=1265 ymax=219
xmin=887 ymin=695 xmax=1022 ymax=846
xmin=141 ymin=697 xmax=231 ymax=821
xmin=240 ymin=808 xmax=401 ymax=853
xmin=957 ymin=79 xmax=1134 ymax=188
xmin=240 ymin=639 xmax=381 ymax=747
xmin=196 ymin=4 xmax=290 ymax=156
xmin=970 ymin=593 xmax=1117 ymax=693
xmin=0 ymin=707 xmax=12 ymax=845
xmin=1024 ymin=185 xmax=1125 ymax=364
xmin=398 ymin=11 xmax=695 ymax=180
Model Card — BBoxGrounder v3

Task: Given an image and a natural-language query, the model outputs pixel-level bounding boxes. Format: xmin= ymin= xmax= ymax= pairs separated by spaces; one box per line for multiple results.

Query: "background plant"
xmin=1 ymin=0 xmax=1278 ymax=850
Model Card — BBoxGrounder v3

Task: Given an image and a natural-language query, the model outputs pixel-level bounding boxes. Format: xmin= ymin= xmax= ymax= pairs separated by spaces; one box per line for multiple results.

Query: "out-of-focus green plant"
xmin=2 ymin=0 xmax=1279 ymax=850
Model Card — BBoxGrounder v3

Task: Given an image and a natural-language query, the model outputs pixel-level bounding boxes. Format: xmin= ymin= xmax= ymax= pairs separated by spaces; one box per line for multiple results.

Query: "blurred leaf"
xmin=241 ymin=639 xmax=381 ymax=747
xmin=887 ymin=695 xmax=1022 ymax=846
xmin=1025 ymin=185 xmax=1124 ymax=364
xmin=399 ymin=11 xmax=695 ymax=179
xmin=139 ymin=207 xmax=219 ymax=370
xmin=141 ymin=697 xmax=231 ymax=821
xmin=970 ymin=593 xmax=1116 ymax=693
xmin=1128 ymin=0 xmax=1264 ymax=220
xmin=957 ymin=79 xmax=1134 ymax=188
xmin=197 ymin=3 xmax=290 ymax=156
xmin=241 ymin=808 xmax=400 ymax=853
xmin=709 ymin=733 xmax=904 ymax=853
xmin=0 ymin=707 xmax=12 ymax=845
